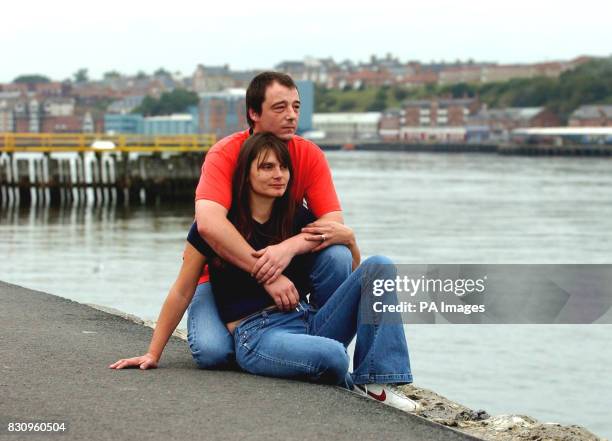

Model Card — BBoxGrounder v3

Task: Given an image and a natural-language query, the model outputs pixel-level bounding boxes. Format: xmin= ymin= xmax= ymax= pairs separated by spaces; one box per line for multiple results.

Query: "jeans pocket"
xmin=237 ymin=316 xmax=267 ymax=347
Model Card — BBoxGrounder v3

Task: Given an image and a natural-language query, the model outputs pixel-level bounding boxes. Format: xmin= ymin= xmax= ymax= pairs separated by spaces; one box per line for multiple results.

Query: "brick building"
xmin=379 ymin=98 xmax=480 ymax=142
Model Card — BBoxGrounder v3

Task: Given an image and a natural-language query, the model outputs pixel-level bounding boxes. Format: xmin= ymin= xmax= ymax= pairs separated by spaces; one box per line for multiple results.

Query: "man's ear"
xmin=248 ymin=108 xmax=261 ymax=124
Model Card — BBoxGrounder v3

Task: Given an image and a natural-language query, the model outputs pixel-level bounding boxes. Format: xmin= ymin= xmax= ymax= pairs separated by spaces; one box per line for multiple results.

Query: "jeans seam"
xmin=311 ymin=281 xmax=357 ymax=337
xmin=240 ymin=343 xmax=316 ymax=374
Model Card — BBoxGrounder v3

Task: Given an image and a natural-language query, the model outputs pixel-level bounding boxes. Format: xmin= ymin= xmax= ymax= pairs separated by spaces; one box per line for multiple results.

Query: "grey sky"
xmin=2 ymin=0 xmax=610 ymax=83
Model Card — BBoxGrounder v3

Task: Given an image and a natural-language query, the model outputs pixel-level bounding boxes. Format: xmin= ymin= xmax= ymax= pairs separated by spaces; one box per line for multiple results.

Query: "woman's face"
xmin=249 ymin=148 xmax=290 ymax=198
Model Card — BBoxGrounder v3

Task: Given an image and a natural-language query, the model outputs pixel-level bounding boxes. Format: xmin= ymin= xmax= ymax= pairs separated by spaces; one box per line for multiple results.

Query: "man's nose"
xmin=286 ymin=107 xmax=297 ymax=120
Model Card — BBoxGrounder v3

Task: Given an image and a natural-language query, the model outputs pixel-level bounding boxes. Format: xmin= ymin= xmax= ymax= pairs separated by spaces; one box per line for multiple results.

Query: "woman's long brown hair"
xmin=228 ymin=132 xmax=296 ymax=245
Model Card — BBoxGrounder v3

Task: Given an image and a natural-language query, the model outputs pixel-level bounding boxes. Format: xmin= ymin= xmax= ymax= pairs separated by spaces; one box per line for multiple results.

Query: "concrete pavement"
xmin=0 ymin=280 xmax=480 ymax=441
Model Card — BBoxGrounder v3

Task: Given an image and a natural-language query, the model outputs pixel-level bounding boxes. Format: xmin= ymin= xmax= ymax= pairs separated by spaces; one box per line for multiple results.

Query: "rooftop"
xmin=570 ymin=105 xmax=612 ymax=119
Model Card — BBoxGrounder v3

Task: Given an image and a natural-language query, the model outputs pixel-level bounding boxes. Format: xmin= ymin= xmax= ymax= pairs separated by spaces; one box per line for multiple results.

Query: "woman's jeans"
xmin=187 ymin=245 xmax=353 ymax=369
xmin=234 ymin=255 xmax=412 ymax=388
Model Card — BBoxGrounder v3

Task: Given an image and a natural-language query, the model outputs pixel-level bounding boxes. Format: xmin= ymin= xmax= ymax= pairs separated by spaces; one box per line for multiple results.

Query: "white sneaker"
xmin=354 ymin=384 xmax=422 ymax=413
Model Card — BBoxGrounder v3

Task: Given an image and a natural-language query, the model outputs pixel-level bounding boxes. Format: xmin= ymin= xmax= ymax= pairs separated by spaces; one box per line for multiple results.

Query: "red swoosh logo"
xmin=367 ymin=389 xmax=386 ymax=402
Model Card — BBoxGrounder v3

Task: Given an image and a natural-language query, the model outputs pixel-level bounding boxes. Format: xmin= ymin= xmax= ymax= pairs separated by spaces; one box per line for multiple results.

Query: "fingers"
xmin=304 ymin=234 xmax=325 ymax=242
xmin=140 ymin=359 xmax=156 ymax=370
xmin=267 ymin=268 xmax=282 ymax=284
xmin=258 ymin=263 xmax=277 ymax=284
xmin=251 ymin=249 xmax=265 ymax=258
xmin=251 ymin=250 xmax=269 ymax=277
xmin=278 ymin=292 xmax=290 ymax=311
xmin=289 ymin=285 xmax=300 ymax=308
xmin=109 ymin=358 xmax=133 ymax=369
xmin=255 ymin=261 xmax=273 ymax=282
xmin=109 ymin=356 xmax=153 ymax=370
xmin=310 ymin=241 xmax=330 ymax=253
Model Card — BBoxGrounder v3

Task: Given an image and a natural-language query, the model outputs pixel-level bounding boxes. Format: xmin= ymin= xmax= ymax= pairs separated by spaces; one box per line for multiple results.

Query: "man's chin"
xmin=276 ymin=131 xmax=295 ymax=141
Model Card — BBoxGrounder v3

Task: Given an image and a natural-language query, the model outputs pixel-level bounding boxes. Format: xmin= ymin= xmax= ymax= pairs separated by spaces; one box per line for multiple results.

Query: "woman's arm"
xmin=109 ymin=243 xmax=206 ymax=369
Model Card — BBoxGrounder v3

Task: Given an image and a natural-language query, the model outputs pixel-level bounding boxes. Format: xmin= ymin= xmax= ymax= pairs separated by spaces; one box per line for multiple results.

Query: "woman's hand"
xmin=301 ymin=221 xmax=356 ymax=253
xmin=262 ymin=274 xmax=300 ymax=311
xmin=251 ymin=243 xmax=294 ymax=284
xmin=108 ymin=353 xmax=159 ymax=370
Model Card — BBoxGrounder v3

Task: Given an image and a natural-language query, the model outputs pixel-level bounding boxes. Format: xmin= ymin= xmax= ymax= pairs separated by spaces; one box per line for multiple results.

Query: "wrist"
xmin=280 ymin=238 xmax=298 ymax=257
xmin=146 ymin=351 xmax=160 ymax=362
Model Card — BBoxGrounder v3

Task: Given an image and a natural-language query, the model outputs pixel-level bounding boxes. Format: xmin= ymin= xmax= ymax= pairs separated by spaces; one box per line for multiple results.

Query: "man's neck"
xmin=249 ymin=193 xmax=275 ymax=224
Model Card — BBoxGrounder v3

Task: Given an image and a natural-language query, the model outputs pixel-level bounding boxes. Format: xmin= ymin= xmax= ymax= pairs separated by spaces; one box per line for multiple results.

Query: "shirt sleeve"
xmin=303 ymin=146 xmax=342 ymax=218
xmin=186 ymin=222 xmax=215 ymax=258
xmin=194 ymin=149 xmax=234 ymax=210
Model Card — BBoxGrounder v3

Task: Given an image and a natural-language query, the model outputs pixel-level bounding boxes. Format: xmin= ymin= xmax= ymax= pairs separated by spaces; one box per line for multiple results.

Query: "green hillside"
xmin=315 ymin=57 xmax=612 ymax=123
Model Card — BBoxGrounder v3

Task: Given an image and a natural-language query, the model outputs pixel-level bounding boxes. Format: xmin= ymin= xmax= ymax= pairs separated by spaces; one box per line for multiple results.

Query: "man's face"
xmin=250 ymin=81 xmax=300 ymax=141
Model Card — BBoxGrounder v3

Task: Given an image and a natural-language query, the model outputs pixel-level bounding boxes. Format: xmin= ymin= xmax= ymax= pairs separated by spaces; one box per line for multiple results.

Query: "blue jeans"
xmin=234 ymin=255 xmax=413 ymax=388
xmin=187 ymin=244 xmax=353 ymax=369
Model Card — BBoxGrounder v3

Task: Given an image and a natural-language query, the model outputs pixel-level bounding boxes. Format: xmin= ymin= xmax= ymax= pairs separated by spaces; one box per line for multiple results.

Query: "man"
xmin=188 ymin=72 xmax=353 ymax=369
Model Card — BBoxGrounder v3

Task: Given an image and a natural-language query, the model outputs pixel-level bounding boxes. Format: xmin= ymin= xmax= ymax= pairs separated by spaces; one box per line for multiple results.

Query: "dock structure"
xmin=0 ymin=133 xmax=215 ymax=207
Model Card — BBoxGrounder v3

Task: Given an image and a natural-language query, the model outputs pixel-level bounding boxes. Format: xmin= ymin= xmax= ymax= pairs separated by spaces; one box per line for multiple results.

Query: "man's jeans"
xmin=233 ymin=255 xmax=413 ymax=388
xmin=187 ymin=245 xmax=353 ymax=369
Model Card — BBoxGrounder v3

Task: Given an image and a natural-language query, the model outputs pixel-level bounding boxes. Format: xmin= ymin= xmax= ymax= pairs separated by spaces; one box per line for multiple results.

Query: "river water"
xmin=1 ymin=151 xmax=611 ymax=438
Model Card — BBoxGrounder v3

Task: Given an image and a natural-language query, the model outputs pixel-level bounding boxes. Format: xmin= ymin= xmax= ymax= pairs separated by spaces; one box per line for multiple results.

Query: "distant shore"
xmin=319 ymin=142 xmax=612 ymax=156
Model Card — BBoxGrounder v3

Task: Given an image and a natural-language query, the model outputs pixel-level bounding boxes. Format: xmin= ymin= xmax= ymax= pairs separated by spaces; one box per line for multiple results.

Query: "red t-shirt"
xmin=193 ymin=130 xmax=341 ymax=283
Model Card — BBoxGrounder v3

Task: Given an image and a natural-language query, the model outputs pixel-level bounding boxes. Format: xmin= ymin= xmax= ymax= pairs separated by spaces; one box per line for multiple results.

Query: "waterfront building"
xmin=198 ymin=89 xmax=247 ymax=138
xmin=569 ymin=105 xmax=612 ymax=127
xmin=312 ymin=112 xmax=381 ymax=142
xmin=511 ymin=127 xmax=612 ymax=145
xmin=104 ymin=114 xmax=144 ymax=134
xmin=143 ymin=113 xmax=197 ymax=135
xmin=295 ymin=80 xmax=314 ymax=133
xmin=380 ymin=98 xmax=480 ymax=142
xmin=467 ymin=107 xmax=560 ymax=141
xmin=104 ymin=110 xmax=198 ymax=135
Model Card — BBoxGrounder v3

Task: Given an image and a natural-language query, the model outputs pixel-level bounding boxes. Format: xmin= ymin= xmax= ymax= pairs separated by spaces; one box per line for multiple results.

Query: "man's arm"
xmin=251 ymin=211 xmax=347 ymax=282
xmin=195 ymin=199 xmax=259 ymax=272
xmin=280 ymin=211 xmax=343 ymax=256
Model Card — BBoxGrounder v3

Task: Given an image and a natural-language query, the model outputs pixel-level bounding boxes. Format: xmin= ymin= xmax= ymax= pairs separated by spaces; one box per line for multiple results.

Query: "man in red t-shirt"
xmin=188 ymin=72 xmax=355 ymax=369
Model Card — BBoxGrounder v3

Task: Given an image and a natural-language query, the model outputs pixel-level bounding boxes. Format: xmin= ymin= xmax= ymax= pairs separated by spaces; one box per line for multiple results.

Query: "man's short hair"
xmin=246 ymin=72 xmax=297 ymax=129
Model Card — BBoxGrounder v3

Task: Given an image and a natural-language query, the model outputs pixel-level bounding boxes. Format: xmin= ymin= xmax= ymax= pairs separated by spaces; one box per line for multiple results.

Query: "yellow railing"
xmin=0 ymin=133 xmax=216 ymax=153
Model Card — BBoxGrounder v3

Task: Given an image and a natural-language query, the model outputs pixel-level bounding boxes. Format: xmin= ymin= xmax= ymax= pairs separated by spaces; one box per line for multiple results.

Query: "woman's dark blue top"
xmin=187 ymin=206 xmax=315 ymax=323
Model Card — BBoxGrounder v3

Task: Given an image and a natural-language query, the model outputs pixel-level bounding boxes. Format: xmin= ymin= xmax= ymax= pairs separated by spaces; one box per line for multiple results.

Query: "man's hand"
xmin=251 ymin=242 xmax=295 ymax=284
xmin=108 ymin=353 xmax=159 ymax=370
xmin=301 ymin=221 xmax=356 ymax=253
xmin=263 ymin=274 xmax=300 ymax=311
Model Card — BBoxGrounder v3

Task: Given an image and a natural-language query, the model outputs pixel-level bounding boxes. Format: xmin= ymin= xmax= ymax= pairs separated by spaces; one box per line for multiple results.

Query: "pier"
xmin=0 ymin=133 xmax=214 ymax=207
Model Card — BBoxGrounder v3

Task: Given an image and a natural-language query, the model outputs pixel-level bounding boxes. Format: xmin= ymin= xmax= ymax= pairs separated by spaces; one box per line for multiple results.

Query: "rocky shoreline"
xmin=88 ymin=303 xmax=606 ymax=441
xmin=398 ymin=385 xmax=604 ymax=441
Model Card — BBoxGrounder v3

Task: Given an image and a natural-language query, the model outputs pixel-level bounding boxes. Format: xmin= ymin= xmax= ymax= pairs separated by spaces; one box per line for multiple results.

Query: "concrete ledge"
xmin=0 ymin=280 xmax=478 ymax=441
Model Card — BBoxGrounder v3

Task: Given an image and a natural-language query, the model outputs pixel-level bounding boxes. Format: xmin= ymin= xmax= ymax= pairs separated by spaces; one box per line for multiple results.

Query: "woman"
xmin=110 ymin=133 xmax=419 ymax=413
